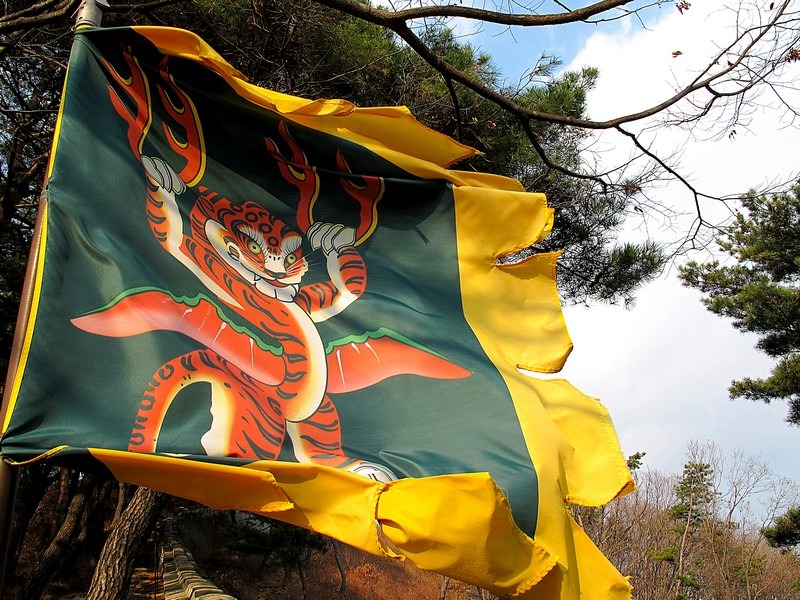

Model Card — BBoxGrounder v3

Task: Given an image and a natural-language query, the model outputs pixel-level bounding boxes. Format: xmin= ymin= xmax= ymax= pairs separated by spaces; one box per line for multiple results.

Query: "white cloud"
xmin=568 ymin=2 xmax=800 ymax=206
xmin=558 ymin=278 xmax=799 ymax=478
xmin=553 ymin=2 xmax=800 ymax=481
xmin=459 ymin=1 xmax=799 ymax=480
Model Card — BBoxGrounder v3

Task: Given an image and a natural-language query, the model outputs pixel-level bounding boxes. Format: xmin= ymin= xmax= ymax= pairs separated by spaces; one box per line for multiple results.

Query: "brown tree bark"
xmin=85 ymin=486 xmax=166 ymax=600
xmin=439 ymin=576 xmax=450 ymax=600
xmin=331 ymin=540 xmax=347 ymax=599
xmin=3 ymin=464 xmax=53 ymax=589
xmin=71 ymin=478 xmax=112 ymax=550
xmin=21 ymin=472 xmax=95 ymax=600
xmin=109 ymin=481 xmax=131 ymax=530
xmin=47 ymin=468 xmax=75 ymax=541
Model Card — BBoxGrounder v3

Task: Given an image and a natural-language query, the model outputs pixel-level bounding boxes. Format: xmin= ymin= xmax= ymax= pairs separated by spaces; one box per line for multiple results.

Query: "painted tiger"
xmin=73 ymin=53 xmax=469 ymax=481
xmin=75 ymin=154 xmax=398 ymax=480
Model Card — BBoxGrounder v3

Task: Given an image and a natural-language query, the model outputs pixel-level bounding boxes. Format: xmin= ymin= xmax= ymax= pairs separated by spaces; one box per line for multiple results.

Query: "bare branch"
xmin=310 ymin=0 xmax=796 ymax=135
xmin=0 ymin=0 xmax=79 ymax=33
xmin=521 ymin=117 xmax=609 ymax=190
xmin=442 ymin=75 xmax=464 ymax=143
xmin=105 ymin=0 xmax=186 ymax=13
xmin=325 ymin=0 xmax=650 ymax=28
xmin=0 ymin=0 xmax=73 ymax=24
xmin=0 ymin=0 xmax=186 ymax=33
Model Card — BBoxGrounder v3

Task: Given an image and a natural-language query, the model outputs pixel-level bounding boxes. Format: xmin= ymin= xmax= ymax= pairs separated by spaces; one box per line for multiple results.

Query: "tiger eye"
xmin=285 ymin=252 xmax=298 ymax=265
xmin=246 ymin=239 xmax=262 ymax=255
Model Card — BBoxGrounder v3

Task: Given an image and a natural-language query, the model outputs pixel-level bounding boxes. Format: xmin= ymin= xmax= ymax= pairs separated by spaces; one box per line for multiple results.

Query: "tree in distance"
xmin=680 ymin=185 xmax=800 ymax=425
xmin=763 ymin=506 xmax=800 ymax=550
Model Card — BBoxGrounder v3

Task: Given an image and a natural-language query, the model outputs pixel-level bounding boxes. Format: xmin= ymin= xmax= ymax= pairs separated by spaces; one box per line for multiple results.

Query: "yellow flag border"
xmin=88 ymin=448 xmax=561 ymax=596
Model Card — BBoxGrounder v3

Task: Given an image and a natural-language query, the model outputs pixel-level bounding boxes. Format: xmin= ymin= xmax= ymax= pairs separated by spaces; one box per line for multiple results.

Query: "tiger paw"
xmin=141 ymin=155 xmax=186 ymax=195
xmin=346 ymin=461 xmax=397 ymax=483
xmin=307 ymin=222 xmax=356 ymax=254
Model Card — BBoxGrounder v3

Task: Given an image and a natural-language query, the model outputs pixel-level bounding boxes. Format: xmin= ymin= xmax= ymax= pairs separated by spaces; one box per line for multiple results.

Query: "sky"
xmin=456 ymin=1 xmax=800 ymax=484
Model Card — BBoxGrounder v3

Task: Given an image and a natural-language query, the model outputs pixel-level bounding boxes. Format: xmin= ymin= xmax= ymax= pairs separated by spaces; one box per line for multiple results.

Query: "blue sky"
xmin=450 ymin=0 xmax=674 ymax=85
xmin=451 ymin=1 xmax=800 ymax=487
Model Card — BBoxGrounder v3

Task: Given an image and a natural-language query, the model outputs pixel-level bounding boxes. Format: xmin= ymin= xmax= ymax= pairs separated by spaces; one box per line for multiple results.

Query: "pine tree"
xmin=680 ymin=185 xmax=800 ymax=424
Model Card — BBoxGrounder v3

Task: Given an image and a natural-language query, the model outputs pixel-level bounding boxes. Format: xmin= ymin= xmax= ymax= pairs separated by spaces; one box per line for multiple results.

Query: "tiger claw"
xmin=346 ymin=461 xmax=397 ymax=483
xmin=307 ymin=222 xmax=356 ymax=254
xmin=142 ymin=155 xmax=186 ymax=195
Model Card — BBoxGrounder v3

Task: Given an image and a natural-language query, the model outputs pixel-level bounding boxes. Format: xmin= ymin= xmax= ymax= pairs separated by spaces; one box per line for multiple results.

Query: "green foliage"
xmin=481 ymin=63 xmax=664 ymax=305
xmin=527 ymin=67 xmax=596 ymax=121
xmin=676 ymin=571 xmax=701 ymax=590
xmin=734 ymin=555 xmax=766 ymax=585
xmin=648 ymin=545 xmax=678 ymax=563
xmin=679 ymin=186 xmax=800 ymax=423
xmin=0 ymin=0 xmax=667 ymax=382
xmin=763 ymin=506 xmax=800 ymax=549
xmin=668 ymin=462 xmax=715 ymax=525
xmin=537 ymin=189 xmax=665 ymax=306
xmin=626 ymin=451 xmax=646 ymax=472
xmin=673 ymin=571 xmax=703 ymax=600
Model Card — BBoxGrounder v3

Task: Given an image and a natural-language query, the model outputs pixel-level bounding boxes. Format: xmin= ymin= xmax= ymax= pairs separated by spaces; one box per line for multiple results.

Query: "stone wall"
xmin=160 ymin=511 xmax=236 ymax=600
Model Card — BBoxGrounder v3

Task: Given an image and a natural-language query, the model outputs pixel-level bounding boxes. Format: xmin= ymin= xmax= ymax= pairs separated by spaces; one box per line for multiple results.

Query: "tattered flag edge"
xmin=88 ymin=447 xmax=559 ymax=597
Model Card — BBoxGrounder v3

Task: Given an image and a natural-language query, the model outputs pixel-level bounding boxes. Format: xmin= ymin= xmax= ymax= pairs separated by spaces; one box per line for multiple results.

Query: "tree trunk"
xmin=439 ymin=576 xmax=450 ymax=600
xmin=47 ymin=468 xmax=76 ymax=540
xmin=331 ymin=540 xmax=347 ymax=599
xmin=57 ymin=478 xmax=113 ymax=581
xmin=110 ymin=482 xmax=131 ymax=530
xmin=85 ymin=486 xmax=165 ymax=600
xmin=21 ymin=472 xmax=95 ymax=600
xmin=4 ymin=464 xmax=52 ymax=588
xmin=299 ymin=562 xmax=307 ymax=600
xmin=675 ymin=496 xmax=693 ymax=589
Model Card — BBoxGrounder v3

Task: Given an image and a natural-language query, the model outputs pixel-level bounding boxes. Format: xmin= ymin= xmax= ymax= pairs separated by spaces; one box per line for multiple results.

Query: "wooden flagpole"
xmin=0 ymin=2 xmax=110 ymax=594
xmin=0 ymin=191 xmax=48 ymax=595
xmin=0 ymin=461 xmax=16 ymax=593
xmin=0 ymin=198 xmax=46 ymax=597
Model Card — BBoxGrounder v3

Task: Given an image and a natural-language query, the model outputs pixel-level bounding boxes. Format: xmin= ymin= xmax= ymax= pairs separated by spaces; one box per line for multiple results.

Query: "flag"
xmin=0 ymin=27 xmax=634 ymax=598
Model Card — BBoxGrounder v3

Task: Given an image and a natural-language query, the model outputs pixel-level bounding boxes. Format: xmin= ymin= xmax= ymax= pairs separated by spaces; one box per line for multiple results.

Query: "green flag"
xmin=1 ymin=27 xmax=633 ymax=598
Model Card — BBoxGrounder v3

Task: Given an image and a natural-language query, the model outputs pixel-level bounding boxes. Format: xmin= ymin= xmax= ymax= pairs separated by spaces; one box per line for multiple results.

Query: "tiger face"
xmin=200 ymin=198 xmax=309 ymax=299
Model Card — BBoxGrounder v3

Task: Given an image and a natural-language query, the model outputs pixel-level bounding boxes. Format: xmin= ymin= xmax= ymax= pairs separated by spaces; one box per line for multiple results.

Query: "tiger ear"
xmin=192 ymin=188 xmax=221 ymax=224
